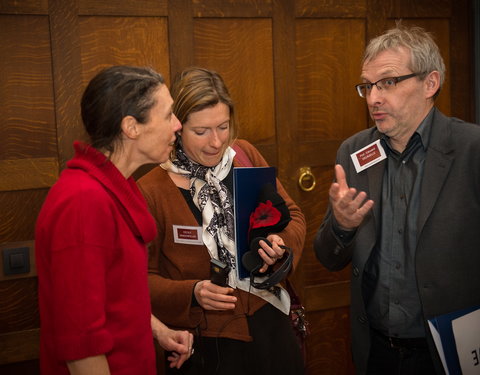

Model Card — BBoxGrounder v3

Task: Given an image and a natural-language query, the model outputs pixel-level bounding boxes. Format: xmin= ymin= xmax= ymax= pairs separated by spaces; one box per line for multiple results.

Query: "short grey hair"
xmin=363 ymin=22 xmax=446 ymax=98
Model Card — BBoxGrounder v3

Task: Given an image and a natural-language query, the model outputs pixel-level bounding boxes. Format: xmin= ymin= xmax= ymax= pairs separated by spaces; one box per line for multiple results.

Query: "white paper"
xmin=452 ymin=308 xmax=480 ymax=374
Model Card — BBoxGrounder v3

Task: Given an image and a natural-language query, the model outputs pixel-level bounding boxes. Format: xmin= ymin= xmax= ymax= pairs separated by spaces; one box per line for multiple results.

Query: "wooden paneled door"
xmin=0 ymin=0 xmax=473 ymax=374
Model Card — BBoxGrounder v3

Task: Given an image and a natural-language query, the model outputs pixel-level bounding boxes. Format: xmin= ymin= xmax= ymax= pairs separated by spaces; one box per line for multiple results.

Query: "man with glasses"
xmin=314 ymin=23 xmax=480 ymax=374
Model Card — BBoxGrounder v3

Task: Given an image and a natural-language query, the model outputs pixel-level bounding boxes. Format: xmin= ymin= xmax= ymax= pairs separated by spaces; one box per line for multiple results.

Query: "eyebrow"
xmin=361 ymin=69 xmax=397 ymax=82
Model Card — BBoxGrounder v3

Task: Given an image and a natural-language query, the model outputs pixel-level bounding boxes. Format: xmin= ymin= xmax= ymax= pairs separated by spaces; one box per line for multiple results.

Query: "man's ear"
xmin=121 ymin=115 xmax=139 ymax=140
xmin=425 ymin=71 xmax=440 ymax=99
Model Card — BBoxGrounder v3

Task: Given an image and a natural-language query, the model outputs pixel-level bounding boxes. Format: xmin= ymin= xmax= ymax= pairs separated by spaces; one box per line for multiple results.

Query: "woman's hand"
xmin=150 ymin=315 xmax=193 ymax=369
xmin=193 ymin=280 xmax=237 ymax=310
xmin=255 ymin=234 xmax=286 ymax=273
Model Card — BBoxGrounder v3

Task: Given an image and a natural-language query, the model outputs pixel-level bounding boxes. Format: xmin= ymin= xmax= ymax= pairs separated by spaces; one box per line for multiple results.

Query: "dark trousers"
xmin=166 ymin=303 xmax=304 ymax=375
xmin=367 ymin=329 xmax=437 ymax=375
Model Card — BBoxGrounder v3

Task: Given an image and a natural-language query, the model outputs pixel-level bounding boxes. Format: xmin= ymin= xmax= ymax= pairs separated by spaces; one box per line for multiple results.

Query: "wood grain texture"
xmin=79 ymin=16 xmax=171 ymax=86
xmin=296 ymin=19 xmax=367 ymax=141
xmin=390 ymin=0 xmax=451 ymax=18
xmin=0 ymin=15 xmax=56 ymax=160
xmin=168 ymin=0 xmax=194 ymax=79
xmin=0 ymin=190 xmax=49 ymax=242
xmin=305 ymin=281 xmax=350 ymax=311
xmin=306 ymin=307 xmax=354 ymax=375
xmin=450 ymin=0 xmax=474 ymax=122
xmin=49 ymin=0 xmax=85 ymax=170
xmin=0 ymin=328 xmax=39 ymax=365
xmin=0 ymin=278 xmax=39 ymax=333
xmin=0 ymin=0 xmax=47 ymax=14
xmin=296 ymin=0 xmax=366 ymax=17
xmin=271 ymin=0 xmax=298 ymax=180
xmin=0 ymin=158 xmax=58 ymax=191
xmin=193 ymin=0 xmax=272 ymax=17
xmin=193 ymin=18 xmax=276 ymax=148
xmin=78 ymin=0 xmax=167 ymax=16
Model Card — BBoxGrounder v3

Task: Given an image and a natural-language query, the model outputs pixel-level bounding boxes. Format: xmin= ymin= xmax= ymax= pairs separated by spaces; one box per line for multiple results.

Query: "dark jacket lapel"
xmin=417 ymin=109 xmax=454 ymax=235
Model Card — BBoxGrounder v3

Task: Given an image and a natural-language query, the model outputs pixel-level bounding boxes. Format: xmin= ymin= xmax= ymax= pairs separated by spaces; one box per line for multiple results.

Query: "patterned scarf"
xmin=161 ymin=143 xmax=237 ymax=270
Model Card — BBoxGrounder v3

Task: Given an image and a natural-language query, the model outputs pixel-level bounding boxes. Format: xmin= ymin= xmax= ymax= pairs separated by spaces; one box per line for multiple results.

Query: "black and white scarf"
xmin=161 ymin=144 xmax=237 ymax=270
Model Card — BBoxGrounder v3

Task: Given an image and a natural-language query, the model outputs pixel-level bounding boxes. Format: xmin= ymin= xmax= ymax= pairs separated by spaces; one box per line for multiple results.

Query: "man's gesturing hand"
xmin=329 ymin=164 xmax=374 ymax=230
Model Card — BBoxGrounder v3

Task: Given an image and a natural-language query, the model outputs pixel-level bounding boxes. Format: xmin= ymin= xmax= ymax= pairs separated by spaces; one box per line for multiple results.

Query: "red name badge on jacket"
xmin=173 ymin=225 xmax=203 ymax=245
xmin=350 ymin=139 xmax=386 ymax=173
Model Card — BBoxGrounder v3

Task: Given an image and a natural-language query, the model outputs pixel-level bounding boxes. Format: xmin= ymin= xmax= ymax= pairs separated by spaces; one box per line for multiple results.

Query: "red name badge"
xmin=350 ymin=140 xmax=387 ymax=173
xmin=177 ymin=228 xmax=198 ymax=240
xmin=173 ymin=225 xmax=203 ymax=245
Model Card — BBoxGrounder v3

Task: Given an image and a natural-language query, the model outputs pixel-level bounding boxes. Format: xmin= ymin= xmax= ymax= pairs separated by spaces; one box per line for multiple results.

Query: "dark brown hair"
xmin=81 ymin=65 xmax=165 ymax=154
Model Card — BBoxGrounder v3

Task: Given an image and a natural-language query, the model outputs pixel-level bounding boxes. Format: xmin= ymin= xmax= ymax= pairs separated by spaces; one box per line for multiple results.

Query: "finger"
xmin=335 ymin=187 xmax=358 ymax=210
xmin=175 ymin=352 xmax=190 ymax=369
xmin=258 ymin=248 xmax=276 ymax=265
xmin=258 ymin=241 xmax=276 ymax=259
xmin=205 ymin=300 xmax=236 ymax=310
xmin=356 ymin=198 xmax=374 ymax=217
xmin=168 ymin=340 xmax=188 ymax=355
xmin=334 ymin=164 xmax=349 ymax=191
xmin=266 ymin=234 xmax=284 ymax=247
xmin=257 ymin=263 xmax=269 ymax=273
xmin=350 ymin=191 xmax=368 ymax=209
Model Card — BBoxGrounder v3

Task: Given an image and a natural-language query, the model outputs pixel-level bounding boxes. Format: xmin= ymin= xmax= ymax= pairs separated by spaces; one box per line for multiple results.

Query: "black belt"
xmin=372 ymin=329 xmax=428 ymax=350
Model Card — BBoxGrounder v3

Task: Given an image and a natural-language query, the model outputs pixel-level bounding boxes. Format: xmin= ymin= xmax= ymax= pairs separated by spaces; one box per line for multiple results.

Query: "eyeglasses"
xmin=355 ymin=73 xmax=421 ymax=98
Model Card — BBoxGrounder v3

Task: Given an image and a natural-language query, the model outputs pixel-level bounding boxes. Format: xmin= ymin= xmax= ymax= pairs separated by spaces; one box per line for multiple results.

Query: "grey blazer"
xmin=314 ymin=108 xmax=480 ymax=374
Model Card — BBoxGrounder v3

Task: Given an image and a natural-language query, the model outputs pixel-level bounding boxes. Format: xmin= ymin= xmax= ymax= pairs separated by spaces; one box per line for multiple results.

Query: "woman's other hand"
xmin=150 ymin=315 xmax=193 ymax=369
xmin=256 ymin=234 xmax=286 ymax=273
xmin=193 ymin=280 xmax=237 ymax=310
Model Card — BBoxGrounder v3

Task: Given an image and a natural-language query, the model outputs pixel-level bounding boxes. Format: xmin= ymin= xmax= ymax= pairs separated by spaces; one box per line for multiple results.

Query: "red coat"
xmin=35 ymin=142 xmax=157 ymax=375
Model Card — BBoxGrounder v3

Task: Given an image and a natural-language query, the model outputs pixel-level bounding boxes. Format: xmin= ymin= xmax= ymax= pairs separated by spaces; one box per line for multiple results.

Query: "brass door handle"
xmin=298 ymin=167 xmax=316 ymax=192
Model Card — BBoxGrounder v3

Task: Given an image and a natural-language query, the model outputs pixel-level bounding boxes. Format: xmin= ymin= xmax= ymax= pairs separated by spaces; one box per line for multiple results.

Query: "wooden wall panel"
xmin=79 ymin=0 xmax=167 ymax=16
xmin=298 ymin=165 xmax=352 ymax=284
xmin=296 ymin=19 xmax=367 ymax=141
xmin=0 ymin=190 xmax=49 ymax=242
xmin=306 ymin=307 xmax=354 ymax=375
xmin=390 ymin=0 xmax=451 ymax=18
xmin=193 ymin=18 xmax=276 ymax=160
xmin=0 ymin=329 xmax=40 ymax=365
xmin=49 ymin=0 xmax=84 ymax=170
xmin=0 ymin=158 xmax=58 ymax=192
xmin=296 ymin=0 xmax=366 ymax=17
xmin=79 ymin=16 xmax=171 ymax=86
xmin=449 ymin=0 xmax=474 ymax=121
xmin=168 ymin=0 xmax=194 ymax=78
xmin=0 ymin=0 xmax=47 ymax=14
xmin=0 ymin=15 xmax=56 ymax=160
xmin=0 ymin=279 xmax=39 ymax=332
xmin=193 ymin=0 xmax=272 ymax=17
xmin=271 ymin=0 xmax=298 ymax=181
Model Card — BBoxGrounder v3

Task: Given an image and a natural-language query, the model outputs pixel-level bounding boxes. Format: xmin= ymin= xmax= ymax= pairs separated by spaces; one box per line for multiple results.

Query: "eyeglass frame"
xmin=355 ymin=72 xmax=424 ymax=98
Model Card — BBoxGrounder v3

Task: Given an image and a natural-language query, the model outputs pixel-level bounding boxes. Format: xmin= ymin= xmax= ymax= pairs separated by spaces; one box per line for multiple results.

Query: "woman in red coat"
xmin=35 ymin=66 xmax=193 ymax=375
